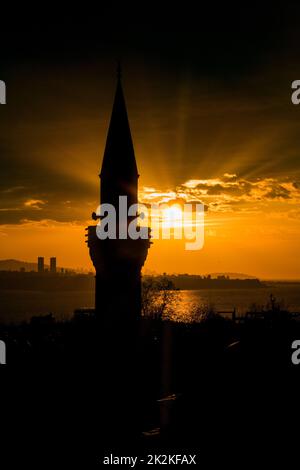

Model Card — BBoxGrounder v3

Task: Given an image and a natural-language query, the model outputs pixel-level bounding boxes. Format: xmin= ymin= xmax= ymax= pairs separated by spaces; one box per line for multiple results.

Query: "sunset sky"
xmin=1 ymin=5 xmax=300 ymax=279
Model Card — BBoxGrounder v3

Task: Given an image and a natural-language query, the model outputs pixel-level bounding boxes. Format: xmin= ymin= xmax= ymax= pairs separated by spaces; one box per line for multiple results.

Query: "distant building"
xmin=38 ymin=257 xmax=44 ymax=273
xmin=50 ymin=257 xmax=57 ymax=273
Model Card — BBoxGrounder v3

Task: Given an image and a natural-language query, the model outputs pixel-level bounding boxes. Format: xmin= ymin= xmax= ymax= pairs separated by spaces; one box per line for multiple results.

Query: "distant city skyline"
xmin=0 ymin=257 xmax=299 ymax=281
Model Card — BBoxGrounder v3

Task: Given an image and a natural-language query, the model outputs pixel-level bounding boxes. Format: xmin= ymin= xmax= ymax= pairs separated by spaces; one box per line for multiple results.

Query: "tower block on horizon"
xmin=87 ymin=69 xmax=150 ymax=321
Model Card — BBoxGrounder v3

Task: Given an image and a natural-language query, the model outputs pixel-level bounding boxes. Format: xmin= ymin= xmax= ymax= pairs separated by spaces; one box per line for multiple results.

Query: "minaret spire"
xmin=100 ymin=64 xmax=138 ymax=209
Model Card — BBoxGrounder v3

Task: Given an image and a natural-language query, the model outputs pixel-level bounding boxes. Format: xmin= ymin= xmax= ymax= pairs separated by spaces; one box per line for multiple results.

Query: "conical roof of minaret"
xmin=100 ymin=68 xmax=138 ymax=178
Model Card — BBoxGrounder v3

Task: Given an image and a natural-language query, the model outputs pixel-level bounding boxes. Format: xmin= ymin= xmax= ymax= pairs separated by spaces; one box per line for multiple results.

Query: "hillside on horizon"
xmin=0 ymin=259 xmax=41 ymax=272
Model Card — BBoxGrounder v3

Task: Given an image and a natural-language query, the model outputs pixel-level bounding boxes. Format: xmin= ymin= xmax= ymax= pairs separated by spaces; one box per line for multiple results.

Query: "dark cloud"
xmin=205 ymin=184 xmax=252 ymax=197
xmin=265 ymin=185 xmax=291 ymax=200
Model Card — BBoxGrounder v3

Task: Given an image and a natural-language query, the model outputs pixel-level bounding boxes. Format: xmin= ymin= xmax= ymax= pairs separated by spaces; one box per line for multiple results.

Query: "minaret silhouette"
xmin=100 ymin=64 xmax=138 ymax=212
xmin=87 ymin=67 xmax=150 ymax=323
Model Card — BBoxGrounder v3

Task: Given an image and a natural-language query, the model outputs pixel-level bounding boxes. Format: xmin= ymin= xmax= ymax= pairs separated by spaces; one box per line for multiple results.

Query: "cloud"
xmin=1 ymin=186 xmax=26 ymax=194
xmin=222 ymin=173 xmax=237 ymax=181
xmin=140 ymin=173 xmax=300 ymax=214
xmin=264 ymin=185 xmax=291 ymax=200
xmin=24 ymin=199 xmax=47 ymax=210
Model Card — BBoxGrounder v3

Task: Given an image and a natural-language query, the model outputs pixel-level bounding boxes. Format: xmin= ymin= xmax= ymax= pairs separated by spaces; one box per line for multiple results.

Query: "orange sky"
xmin=1 ymin=10 xmax=300 ymax=279
xmin=1 ymin=172 xmax=300 ymax=279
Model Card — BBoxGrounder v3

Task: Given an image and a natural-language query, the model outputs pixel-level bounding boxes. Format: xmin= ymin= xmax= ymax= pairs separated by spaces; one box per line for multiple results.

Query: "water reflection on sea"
xmin=0 ymin=283 xmax=299 ymax=324
xmin=172 ymin=283 xmax=300 ymax=322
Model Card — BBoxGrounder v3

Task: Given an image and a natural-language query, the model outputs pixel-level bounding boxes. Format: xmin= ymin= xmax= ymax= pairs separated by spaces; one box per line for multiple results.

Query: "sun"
xmin=162 ymin=204 xmax=183 ymax=227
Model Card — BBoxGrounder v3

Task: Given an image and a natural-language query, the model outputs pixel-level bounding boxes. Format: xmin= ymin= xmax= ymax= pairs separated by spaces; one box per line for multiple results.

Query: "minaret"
xmin=87 ymin=67 xmax=150 ymax=323
xmin=100 ymin=64 xmax=138 ymax=210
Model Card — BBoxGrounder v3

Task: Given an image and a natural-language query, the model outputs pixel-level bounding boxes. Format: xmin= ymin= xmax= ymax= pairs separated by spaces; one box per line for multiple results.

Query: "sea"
xmin=175 ymin=283 xmax=300 ymax=322
xmin=0 ymin=282 xmax=299 ymax=324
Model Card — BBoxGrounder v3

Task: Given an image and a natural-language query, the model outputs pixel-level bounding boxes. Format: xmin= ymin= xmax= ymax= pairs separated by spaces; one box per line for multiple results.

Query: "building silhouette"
xmin=38 ymin=256 xmax=44 ymax=273
xmin=87 ymin=68 xmax=150 ymax=321
xmin=50 ymin=257 xmax=57 ymax=274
